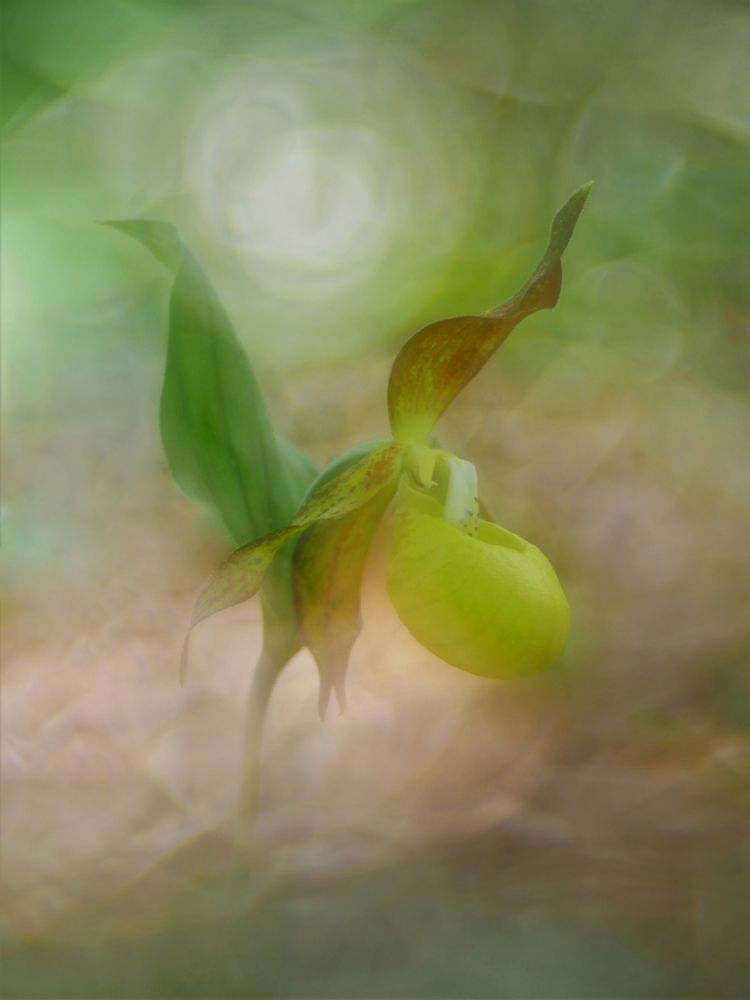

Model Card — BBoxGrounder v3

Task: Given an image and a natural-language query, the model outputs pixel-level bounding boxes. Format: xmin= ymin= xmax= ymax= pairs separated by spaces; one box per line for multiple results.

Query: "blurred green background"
xmin=3 ymin=1 xmax=750 ymax=998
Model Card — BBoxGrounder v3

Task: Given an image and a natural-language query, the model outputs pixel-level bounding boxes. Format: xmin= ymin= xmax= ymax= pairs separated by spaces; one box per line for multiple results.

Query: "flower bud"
xmin=387 ymin=483 xmax=569 ymax=679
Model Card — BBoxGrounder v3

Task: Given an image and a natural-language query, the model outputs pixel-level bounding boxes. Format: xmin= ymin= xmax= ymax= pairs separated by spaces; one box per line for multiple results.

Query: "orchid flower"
xmin=169 ymin=182 xmax=592 ymax=714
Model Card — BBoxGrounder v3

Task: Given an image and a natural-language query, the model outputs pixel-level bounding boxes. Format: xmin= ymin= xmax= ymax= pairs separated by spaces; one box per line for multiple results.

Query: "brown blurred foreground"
xmin=3 ymin=356 xmax=750 ymax=999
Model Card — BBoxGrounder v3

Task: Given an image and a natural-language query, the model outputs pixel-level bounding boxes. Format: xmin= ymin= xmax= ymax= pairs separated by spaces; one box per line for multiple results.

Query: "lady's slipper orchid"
xmin=180 ymin=183 xmax=592 ymax=713
xmin=387 ymin=475 xmax=570 ymax=680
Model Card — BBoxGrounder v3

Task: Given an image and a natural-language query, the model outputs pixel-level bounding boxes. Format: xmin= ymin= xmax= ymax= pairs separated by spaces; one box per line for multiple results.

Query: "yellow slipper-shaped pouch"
xmin=387 ymin=479 xmax=569 ymax=679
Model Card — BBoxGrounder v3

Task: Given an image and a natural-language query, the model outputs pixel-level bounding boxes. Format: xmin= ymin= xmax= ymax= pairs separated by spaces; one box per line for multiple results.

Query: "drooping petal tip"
xmin=178 ymin=442 xmax=404 ymax=683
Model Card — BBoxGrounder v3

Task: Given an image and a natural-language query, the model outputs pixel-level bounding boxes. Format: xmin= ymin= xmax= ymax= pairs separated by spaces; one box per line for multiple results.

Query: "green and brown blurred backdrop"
xmin=2 ymin=1 xmax=750 ymax=997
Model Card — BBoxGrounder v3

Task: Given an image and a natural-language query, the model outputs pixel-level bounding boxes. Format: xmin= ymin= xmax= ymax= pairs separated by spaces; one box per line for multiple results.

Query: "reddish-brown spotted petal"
xmin=294 ymin=485 xmax=395 ymax=718
xmin=180 ymin=442 xmax=403 ymax=680
xmin=388 ymin=182 xmax=592 ymax=444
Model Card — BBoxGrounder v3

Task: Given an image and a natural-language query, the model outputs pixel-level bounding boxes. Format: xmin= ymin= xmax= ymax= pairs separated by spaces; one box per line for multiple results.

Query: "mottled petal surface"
xmin=388 ymin=183 xmax=592 ymax=444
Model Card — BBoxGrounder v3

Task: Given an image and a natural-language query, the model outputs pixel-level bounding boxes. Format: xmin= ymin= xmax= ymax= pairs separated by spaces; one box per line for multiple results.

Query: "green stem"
xmin=234 ymin=547 xmax=301 ymax=845
xmin=238 ymin=642 xmax=285 ymax=831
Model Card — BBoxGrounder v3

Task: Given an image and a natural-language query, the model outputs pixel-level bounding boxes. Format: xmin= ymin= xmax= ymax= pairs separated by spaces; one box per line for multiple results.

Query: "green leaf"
xmin=294 ymin=484 xmax=396 ymax=718
xmin=180 ymin=442 xmax=403 ymax=679
xmin=105 ymin=220 xmax=319 ymax=673
xmin=387 ymin=182 xmax=593 ymax=444
xmin=105 ymin=219 xmax=314 ymax=542
xmin=104 ymin=219 xmax=182 ymax=273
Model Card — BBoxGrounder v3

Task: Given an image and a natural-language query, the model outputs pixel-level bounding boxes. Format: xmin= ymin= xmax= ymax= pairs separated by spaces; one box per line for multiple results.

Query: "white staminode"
xmin=443 ymin=457 xmax=479 ymax=534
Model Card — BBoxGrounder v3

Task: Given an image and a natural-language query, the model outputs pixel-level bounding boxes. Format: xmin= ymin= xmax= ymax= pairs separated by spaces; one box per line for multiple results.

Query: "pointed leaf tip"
xmin=102 ymin=218 xmax=183 ymax=273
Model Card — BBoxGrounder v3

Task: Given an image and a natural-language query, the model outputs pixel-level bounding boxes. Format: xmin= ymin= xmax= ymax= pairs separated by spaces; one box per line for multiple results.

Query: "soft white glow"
xmin=225 ymin=125 xmax=396 ymax=291
xmin=186 ymin=43 xmax=479 ymax=306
